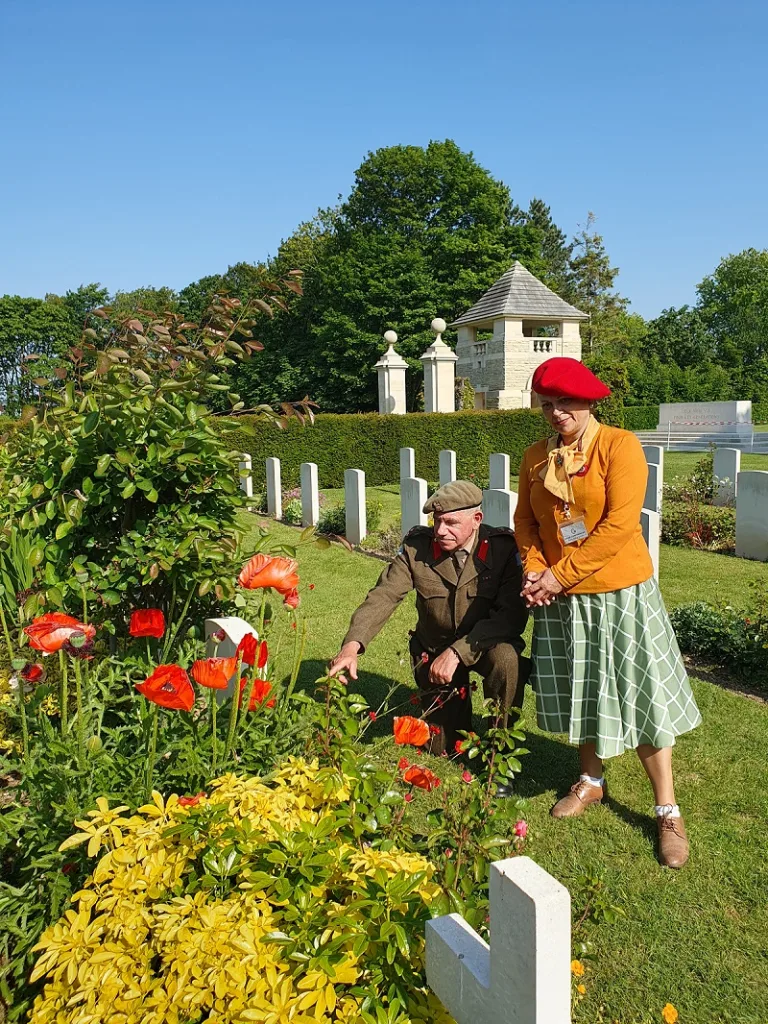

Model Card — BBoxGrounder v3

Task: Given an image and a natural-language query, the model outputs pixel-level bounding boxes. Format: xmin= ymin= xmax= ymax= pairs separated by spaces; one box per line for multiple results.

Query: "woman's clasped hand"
xmin=521 ymin=569 xmax=564 ymax=607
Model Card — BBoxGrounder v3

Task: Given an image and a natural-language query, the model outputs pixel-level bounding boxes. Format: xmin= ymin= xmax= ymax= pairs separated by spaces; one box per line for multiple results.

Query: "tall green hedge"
xmin=624 ymin=406 xmax=660 ymax=430
xmin=219 ymin=410 xmax=550 ymax=488
xmin=754 ymin=403 xmax=768 ymax=425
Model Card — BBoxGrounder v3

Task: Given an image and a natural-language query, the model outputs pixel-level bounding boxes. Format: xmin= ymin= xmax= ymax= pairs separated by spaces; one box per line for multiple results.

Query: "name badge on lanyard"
xmin=559 ymin=516 xmax=589 ymax=545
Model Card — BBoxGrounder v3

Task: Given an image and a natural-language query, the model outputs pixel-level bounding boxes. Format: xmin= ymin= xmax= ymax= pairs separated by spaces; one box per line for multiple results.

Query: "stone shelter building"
xmin=452 ymin=261 xmax=588 ymax=409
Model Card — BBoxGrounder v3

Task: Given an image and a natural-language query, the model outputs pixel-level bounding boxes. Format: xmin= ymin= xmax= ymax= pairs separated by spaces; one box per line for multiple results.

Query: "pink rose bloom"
xmin=514 ymin=819 xmax=528 ymax=839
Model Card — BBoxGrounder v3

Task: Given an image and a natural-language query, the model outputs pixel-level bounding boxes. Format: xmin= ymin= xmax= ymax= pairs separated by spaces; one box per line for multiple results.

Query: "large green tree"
xmin=234 ymin=141 xmax=547 ymax=412
xmin=0 ymin=296 xmax=78 ymax=415
xmin=566 ymin=212 xmax=628 ymax=356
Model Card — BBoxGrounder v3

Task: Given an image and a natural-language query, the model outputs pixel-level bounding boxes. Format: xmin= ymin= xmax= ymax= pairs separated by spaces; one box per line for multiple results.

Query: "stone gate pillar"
xmin=374 ymin=330 xmax=408 ymax=415
xmin=421 ymin=318 xmax=457 ymax=413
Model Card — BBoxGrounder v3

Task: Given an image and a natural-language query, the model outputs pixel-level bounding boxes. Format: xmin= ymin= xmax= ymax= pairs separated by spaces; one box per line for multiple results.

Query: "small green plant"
xmin=317 ymin=500 xmax=383 ymax=538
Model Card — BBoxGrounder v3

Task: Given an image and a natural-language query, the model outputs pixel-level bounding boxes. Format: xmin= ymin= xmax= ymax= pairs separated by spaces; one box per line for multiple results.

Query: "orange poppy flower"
xmin=239 ymin=676 xmax=273 ymax=711
xmin=403 ymin=765 xmax=441 ymax=791
xmin=236 ymin=632 xmax=257 ymax=666
xmin=24 ymin=613 xmax=96 ymax=654
xmin=191 ymin=656 xmax=238 ymax=690
xmin=21 ymin=663 xmax=45 ymax=683
xmin=393 ymin=715 xmax=430 ymax=748
xmin=238 ymin=553 xmax=300 ymax=594
xmin=136 ymin=664 xmax=195 ymax=712
xmin=129 ymin=608 xmax=165 ymax=638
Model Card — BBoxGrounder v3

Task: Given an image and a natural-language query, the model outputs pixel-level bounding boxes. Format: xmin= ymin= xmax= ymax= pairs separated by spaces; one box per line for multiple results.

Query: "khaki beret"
xmin=423 ymin=480 xmax=483 ymax=515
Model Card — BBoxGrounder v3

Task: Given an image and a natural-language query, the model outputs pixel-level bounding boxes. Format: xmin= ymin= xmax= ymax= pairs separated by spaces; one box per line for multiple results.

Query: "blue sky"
xmin=1 ymin=0 xmax=766 ymax=318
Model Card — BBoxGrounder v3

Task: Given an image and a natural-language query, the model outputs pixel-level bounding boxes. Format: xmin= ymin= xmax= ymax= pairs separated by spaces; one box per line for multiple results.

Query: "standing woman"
xmin=514 ymin=357 xmax=701 ymax=868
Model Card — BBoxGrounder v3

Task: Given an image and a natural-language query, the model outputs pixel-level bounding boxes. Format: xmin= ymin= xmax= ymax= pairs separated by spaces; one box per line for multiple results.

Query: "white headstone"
xmin=426 ymin=857 xmax=571 ymax=1024
xmin=205 ymin=616 xmax=259 ymax=698
xmin=642 ymin=445 xmax=664 ymax=471
xmin=482 ymin=488 xmax=517 ymax=529
xmin=658 ymin=400 xmax=752 ymax=436
xmin=401 ymin=477 xmax=428 ymax=537
xmin=300 ymin=461 xmax=320 ymax=526
xmin=400 ymin=447 xmax=416 ymax=482
xmin=345 ymin=469 xmax=367 ymax=546
xmin=643 ymin=462 xmax=662 ymax=515
xmin=421 ymin=318 xmax=458 ymax=414
xmin=239 ymin=453 xmax=253 ymax=498
xmin=266 ymin=457 xmax=282 ymax=520
xmin=489 ymin=453 xmax=510 ymax=491
xmin=641 ymin=509 xmax=660 ymax=578
xmin=375 ymin=331 xmax=409 ymax=415
xmin=735 ymin=471 xmax=768 ymax=561
xmin=439 ymin=450 xmax=457 ymax=486
xmin=713 ymin=447 xmax=741 ymax=507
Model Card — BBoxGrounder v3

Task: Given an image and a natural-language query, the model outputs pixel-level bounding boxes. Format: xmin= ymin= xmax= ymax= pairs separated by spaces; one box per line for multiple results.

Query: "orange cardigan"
xmin=514 ymin=424 xmax=654 ymax=594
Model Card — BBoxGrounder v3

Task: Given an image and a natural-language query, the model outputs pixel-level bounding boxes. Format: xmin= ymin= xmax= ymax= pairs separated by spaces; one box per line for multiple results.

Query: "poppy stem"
xmin=145 ymin=637 xmax=151 ymax=667
xmin=73 ymin=657 xmax=85 ymax=764
xmin=58 ymin=649 xmax=68 ymax=735
xmin=146 ymin=703 xmax=159 ymax=798
xmin=223 ymin=654 xmax=244 ymax=766
xmin=210 ymin=687 xmax=218 ymax=776
xmin=0 ymin=606 xmax=27 ymax=763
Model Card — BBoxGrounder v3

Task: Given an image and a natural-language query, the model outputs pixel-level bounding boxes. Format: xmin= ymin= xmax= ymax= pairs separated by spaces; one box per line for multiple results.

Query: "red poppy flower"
xmin=393 ymin=716 xmax=430 ymax=748
xmin=265 ymin=698 xmax=276 ymax=709
xmin=398 ymin=756 xmax=410 ymax=770
xmin=235 ymin=633 xmax=257 ymax=666
xmin=178 ymin=792 xmax=206 ymax=807
xmin=283 ymin=588 xmax=300 ymax=610
xmin=403 ymin=766 xmax=441 ymax=791
xmin=238 ymin=554 xmax=300 ymax=594
xmin=24 ymin=613 xmax=96 ymax=654
xmin=136 ymin=664 xmax=195 ymax=712
xmin=454 ymin=740 xmax=464 ymax=754
xmin=239 ymin=676 xmax=273 ymax=711
xmin=21 ymin=663 xmax=45 ymax=683
xmin=191 ymin=657 xmax=237 ymax=691
xmin=129 ymin=609 xmax=165 ymax=639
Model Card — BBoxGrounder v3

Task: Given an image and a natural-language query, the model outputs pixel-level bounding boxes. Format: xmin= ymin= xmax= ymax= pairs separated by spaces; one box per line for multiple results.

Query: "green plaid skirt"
xmin=531 ymin=577 xmax=701 ymax=759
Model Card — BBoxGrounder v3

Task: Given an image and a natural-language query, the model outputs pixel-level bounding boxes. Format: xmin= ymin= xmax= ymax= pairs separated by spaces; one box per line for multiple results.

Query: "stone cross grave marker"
xmin=266 ymin=457 xmax=282 ymax=520
xmin=401 ymin=477 xmax=428 ymax=537
xmin=426 ymin=856 xmax=571 ymax=1024
xmin=641 ymin=509 xmax=660 ymax=577
xmin=489 ymin=453 xmax=510 ymax=491
xmin=483 ymin=488 xmax=517 ymax=529
xmin=735 ymin=471 xmax=768 ymax=561
xmin=439 ymin=449 xmax=457 ymax=486
xmin=205 ymin=617 xmax=258 ymax=699
xmin=400 ymin=447 xmax=416 ymax=482
xmin=300 ymin=462 xmax=320 ymax=527
xmin=643 ymin=462 xmax=662 ymax=515
xmin=713 ymin=447 xmax=741 ymax=506
xmin=344 ymin=469 xmax=367 ymax=546
xmin=239 ymin=453 xmax=253 ymax=498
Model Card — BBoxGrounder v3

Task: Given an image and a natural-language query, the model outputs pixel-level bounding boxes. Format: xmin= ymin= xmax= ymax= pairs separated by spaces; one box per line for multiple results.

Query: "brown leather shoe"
xmin=551 ymin=779 xmax=606 ymax=819
xmin=657 ymin=812 xmax=689 ymax=868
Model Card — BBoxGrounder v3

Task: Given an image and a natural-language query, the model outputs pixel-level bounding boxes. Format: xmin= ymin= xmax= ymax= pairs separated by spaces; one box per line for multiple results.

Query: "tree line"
xmin=2 ymin=140 xmax=767 ymax=416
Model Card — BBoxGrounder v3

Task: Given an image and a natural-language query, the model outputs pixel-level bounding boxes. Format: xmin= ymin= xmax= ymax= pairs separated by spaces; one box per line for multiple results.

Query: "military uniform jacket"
xmin=343 ymin=524 xmax=529 ymax=667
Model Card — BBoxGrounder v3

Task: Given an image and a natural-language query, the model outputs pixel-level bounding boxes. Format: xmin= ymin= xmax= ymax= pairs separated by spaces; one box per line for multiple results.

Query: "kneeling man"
xmin=329 ymin=480 xmax=529 ymax=755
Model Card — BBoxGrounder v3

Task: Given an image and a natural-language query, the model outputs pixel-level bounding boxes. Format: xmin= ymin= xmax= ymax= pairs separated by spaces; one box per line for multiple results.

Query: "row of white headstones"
xmin=242 ymin=443 xmax=768 ymax=563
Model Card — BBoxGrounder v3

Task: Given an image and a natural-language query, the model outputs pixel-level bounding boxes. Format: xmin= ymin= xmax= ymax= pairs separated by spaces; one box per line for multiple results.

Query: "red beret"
xmin=531 ymin=357 xmax=611 ymax=401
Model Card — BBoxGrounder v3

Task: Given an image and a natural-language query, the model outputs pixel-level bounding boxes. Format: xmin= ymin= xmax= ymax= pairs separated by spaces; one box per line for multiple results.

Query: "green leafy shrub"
xmin=318 ymin=500 xmax=383 ymax=538
xmin=0 ymin=289 xmax=312 ymax=627
xmin=662 ymin=500 xmax=735 ymax=551
xmin=754 ymin=402 xmax=768 ymax=424
xmin=221 ymin=408 xmax=550 ymax=488
xmin=282 ymin=497 xmax=303 ymax=524
xmin=670 ymin=587 xmax=768 ymax=685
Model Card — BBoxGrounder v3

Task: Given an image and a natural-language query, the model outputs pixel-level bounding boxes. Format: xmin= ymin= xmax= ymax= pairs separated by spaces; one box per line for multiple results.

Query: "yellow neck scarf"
xmin=540 ymin=415 xmax=601 ymax=504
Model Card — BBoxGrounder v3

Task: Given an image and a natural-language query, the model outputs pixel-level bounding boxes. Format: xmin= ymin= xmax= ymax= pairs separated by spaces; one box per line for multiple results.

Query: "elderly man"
xmin=329 ymin=480 xmax=529 ymax=758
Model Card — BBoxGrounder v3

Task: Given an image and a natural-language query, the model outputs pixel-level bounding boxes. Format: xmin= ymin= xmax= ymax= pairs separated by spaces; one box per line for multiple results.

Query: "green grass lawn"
xmin=244 ymin=514 xmax=768 ymax=1024
xmin=664 ymin=450 xmax=768 ymax=482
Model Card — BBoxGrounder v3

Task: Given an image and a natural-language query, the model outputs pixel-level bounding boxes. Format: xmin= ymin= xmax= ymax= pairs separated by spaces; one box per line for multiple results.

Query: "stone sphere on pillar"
xmin=431 ymin=318 xmax=447 ymax=335
xmin=384 ymin=329 xmax=398 ymax=345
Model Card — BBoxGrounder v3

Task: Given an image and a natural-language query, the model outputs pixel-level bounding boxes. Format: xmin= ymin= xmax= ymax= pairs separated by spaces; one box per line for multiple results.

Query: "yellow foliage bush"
xmin=29 ymin=759 xmax=455 ymax=1024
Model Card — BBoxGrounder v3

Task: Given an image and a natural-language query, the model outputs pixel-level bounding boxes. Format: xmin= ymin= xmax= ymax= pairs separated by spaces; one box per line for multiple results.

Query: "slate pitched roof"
xmin=451 ymin=262 xmax=588 ymax=327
